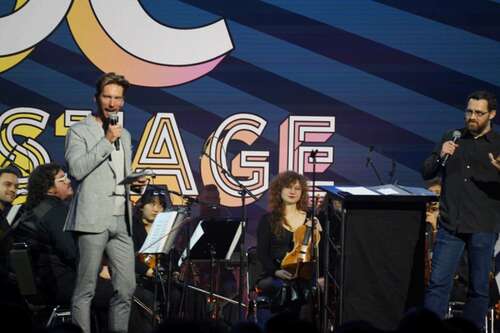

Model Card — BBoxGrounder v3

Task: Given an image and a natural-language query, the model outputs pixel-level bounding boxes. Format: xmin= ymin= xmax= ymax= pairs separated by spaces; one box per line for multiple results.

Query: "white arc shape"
xmin=90 ymin=0 xmax=234 ymax=66
xmin=0 ymin=0 xmax=72 ymax=56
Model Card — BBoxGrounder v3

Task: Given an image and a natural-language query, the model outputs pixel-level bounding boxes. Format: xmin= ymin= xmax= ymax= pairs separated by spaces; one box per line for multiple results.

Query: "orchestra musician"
xmin=0 ymin=167 xmax=21 ymax=305
xmin=256 ymin=171 xmax=321 ymax=325
xmin=130 ymin=185 xmax=171 ymax=333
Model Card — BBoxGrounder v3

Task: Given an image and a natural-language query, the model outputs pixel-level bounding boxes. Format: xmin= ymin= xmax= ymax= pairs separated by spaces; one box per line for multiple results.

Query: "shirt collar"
xmin=483 ymin=128 xmax=498 ymax=142
xmin=462 ymin=127 xmax=498 ymax=142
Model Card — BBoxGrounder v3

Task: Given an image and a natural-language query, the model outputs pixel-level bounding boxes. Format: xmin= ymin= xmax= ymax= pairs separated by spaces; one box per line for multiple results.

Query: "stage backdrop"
xmin=1 ymin=0 xmax=499 ymax=244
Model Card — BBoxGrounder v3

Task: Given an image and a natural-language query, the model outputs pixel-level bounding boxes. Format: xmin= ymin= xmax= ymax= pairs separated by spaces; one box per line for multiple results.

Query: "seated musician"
xmin=130 ymin=185 xmax=170 ymax=332
xmin=132 ymin=185 xmax=171 ymax=281
xmin=256 ymin=171 xmax=321 ymax=319
xmin=425 ymin=177 xmax=441 ymax=234
xmin=14 ymin=164 xmax=112 ymax=314
xmin=0 ymin=167 xmax=21 ymax=305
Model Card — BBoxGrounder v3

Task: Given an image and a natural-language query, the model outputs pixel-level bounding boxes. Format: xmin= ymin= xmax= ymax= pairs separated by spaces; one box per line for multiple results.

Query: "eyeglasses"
xmin=55 ymin=172 xmax=69 ymax=183
xmin=465 ymin=109 xmax=489 ymax=118
xmin=146 ymin=190 xmax=166 ymax=197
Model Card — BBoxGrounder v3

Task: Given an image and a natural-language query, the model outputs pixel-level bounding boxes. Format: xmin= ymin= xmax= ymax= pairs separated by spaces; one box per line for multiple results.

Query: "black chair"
xmin=9 ymin=242 xmax=72 ymax=328
xmin=246 ymin=247 xmax=271 ymax=322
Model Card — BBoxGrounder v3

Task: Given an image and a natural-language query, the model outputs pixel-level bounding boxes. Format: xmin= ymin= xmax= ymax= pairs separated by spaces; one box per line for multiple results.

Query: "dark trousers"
xmin=424 ymin=227 xmax=497 ymax=328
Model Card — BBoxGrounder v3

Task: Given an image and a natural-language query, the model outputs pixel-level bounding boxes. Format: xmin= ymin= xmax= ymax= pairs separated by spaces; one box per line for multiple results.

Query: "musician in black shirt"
xmin=130 ymin=185 xmax=169 ymax=332
xmin=17 ymin=163 xmax=113 ymax=308
xmin=0 ymin=167 xmax=20 ymax=305
xmin=422 ymin=90 xmax=500 ymax=329
xmin=256 ymin=171 xmax=320 ymax=324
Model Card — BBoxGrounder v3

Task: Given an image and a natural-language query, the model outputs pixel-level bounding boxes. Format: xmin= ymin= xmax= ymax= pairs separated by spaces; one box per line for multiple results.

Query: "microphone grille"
xmin=109 ymin=112 xmax=119 ymax=125
xmin=452 ymin=130 xmax=461 ymax=139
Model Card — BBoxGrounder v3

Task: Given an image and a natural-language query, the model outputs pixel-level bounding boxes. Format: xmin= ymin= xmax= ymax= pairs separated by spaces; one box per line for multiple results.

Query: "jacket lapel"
xmin=86 ymin=115 xmax=117 ymax=176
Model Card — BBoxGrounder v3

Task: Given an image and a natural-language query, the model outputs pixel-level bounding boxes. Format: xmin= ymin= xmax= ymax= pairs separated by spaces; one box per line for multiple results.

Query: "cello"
xmin=281 ymin=218 xmax=321 ymax=280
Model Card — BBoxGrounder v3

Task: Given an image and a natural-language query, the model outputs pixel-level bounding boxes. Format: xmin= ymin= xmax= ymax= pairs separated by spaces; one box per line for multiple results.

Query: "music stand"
xmin=188 ymin=218 xmax=242 ymax=261
xmin=179 ymin=218 xmax=242 ymax=319
xmin=118 ymin=169 xmax=155 ymax=185
xmin=139 ymin=210 xmax=187 ymax=325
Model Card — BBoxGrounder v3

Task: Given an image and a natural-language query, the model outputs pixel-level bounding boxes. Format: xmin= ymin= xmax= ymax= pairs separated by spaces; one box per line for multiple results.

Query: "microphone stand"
xmin=177 ymin=197 xmax=196 ymax=320
xmin=0 ymin=144 xmax=18 ymax=169
xmin=365 ymin=150 xmax=383 ymax=185
xmin=388 ymin=159 xmax=398 ymax=185
xmin=309 ymin=150 xmax=321 ymax=328
xmin=159 ymin=190 xmax=196 ymax=320
xmin=200 ymin=150 xmax=258 ymax=321
xmin=0 ymin=136 xmax=33 ymax=174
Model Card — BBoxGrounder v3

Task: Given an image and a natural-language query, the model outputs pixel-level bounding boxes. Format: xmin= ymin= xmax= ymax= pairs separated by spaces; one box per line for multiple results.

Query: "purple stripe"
xmin=183 ymin=0 xmax=500 ymax=116
xmin=375 ymin=0 xmax=500 ymax=42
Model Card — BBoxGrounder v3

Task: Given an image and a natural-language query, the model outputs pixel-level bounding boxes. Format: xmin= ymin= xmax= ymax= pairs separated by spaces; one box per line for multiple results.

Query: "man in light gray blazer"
xmin=64 ymin=73 xmax=146 ymax=333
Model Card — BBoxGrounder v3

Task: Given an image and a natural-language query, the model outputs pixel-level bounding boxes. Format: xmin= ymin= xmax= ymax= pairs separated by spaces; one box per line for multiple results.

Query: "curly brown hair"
xmin=268 ymin=171 xmax=309 ymax=237
xmin=26 ymin=163 xmax=62 ymax=210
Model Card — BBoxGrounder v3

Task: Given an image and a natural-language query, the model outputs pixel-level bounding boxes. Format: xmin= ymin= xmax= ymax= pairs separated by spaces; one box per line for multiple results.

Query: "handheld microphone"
xmin=109 ymin=112 xmax=120 ymax=151
xmin=440 ymin=130 xmax=461 ymax=167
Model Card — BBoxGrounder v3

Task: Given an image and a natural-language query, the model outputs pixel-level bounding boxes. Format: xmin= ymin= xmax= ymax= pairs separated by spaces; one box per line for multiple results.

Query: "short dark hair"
xmin=133 ymin=185 xmax=170 ymax=220
xmin=95 ymin=72 xmax=130 ymax=98
xmin=0 ymin=166 xmax=21 ymax=178
xmin=26 ymin=163 xmax=62 ymax=209
xmin=200 ymin=184 xmax=219 ymax=195
xmin=467 ymin=90 xmax=497 ymax=112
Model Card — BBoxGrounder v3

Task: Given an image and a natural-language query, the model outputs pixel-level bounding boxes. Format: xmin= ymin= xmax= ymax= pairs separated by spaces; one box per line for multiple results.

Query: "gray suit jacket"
xmin=64 ymin=115 xmax=134 ymax=234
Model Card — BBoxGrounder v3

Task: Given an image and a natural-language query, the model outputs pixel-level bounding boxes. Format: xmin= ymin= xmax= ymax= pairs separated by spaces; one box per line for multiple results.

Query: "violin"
xmin=281 ymin=218 xmax=321 ymax=280
xmin=138 ymin=253 xmax=157 ymax=270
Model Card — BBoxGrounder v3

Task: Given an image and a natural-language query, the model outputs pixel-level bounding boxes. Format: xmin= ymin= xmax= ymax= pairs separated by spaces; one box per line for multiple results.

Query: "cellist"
xmin=256 ymin=171 xmax=321 ymax=323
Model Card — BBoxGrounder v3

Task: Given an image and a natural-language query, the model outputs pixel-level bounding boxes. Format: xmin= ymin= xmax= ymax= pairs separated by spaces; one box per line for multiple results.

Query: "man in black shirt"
xmin=0 ymin=167 xmax=20 ymax=304
xmin=422 ymin=90 xmax=500 ymax=328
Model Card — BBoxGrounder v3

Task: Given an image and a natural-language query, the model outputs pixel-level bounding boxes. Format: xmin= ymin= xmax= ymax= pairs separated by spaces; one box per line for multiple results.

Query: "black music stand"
xmin=179 ymin=218 xmax=242 ymax=319
xmin=139 ymin=210 xmax=187 ymax=325
xmin=321 ymin=184 xmax=437 ymax=331
xmin=188 ymin=218 xmax=242 ymax=261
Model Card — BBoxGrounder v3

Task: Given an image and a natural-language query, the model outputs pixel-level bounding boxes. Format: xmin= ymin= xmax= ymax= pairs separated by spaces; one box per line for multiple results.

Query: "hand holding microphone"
xmin=440 ymin=130 xmax=461 ymax=167
xmin=106 ymin=112 xmax=122 ymax=150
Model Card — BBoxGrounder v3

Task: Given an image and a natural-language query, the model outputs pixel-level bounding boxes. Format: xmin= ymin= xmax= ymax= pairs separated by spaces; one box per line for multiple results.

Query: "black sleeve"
xmin=41 ymin=206 xmax=77 ymax=269
xmin=256 ymin=213 xmax=277 ymax=277
xmin=132 ymin=220 xmax=150 ymax=276
xmin=0 ymin=216 xmax=13 ymax=257
xmin=422 ymin=132 xmax=449 ymax=180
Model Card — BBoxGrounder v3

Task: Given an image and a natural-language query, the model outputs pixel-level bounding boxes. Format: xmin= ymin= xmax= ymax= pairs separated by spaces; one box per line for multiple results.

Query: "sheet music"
xmin=376 ymin=187 xmax=399 ymax=195
xmin=178 ymin=220 xmax=205 ymax=266
xmin=139 ymin=211 xmax=178 ymax=254
xmin=336 ymin=186 xmax=379 ymax=195
xmin=226 ymin=222 xmax=242 ymax=260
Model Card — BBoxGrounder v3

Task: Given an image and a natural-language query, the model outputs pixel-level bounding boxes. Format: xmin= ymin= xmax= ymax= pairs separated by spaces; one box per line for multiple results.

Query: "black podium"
xmin=321 ymin=184 xmax=437 ymax=331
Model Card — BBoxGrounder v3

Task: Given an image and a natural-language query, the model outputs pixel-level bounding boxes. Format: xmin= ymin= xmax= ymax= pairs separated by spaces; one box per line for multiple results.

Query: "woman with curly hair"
xmin=255 ymin=171 xmax=320 ymax=323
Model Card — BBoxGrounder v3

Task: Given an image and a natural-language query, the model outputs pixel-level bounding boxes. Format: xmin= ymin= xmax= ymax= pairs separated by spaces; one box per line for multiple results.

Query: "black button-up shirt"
xmin=422 ymin=128 xmax=500 ymax=233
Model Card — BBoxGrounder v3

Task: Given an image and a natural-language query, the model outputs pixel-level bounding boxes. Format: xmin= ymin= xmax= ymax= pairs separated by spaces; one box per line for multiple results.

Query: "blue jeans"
xmin=424 ymin=227 xmax=497 ymax=328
